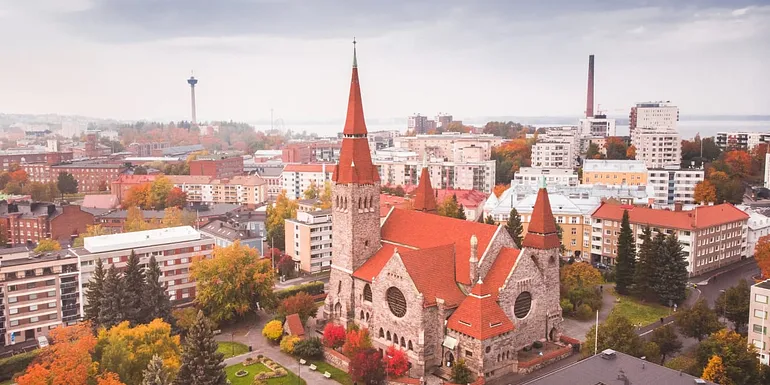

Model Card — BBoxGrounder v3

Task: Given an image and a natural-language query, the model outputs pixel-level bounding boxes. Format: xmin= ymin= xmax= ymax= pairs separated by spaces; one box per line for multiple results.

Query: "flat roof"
xmin=1 ymin=251 xmax=75 ymax=267
xmin=83 ymin=226 xmax=201 ymax=253
xmin=756 ymin=278 xmax=770 ymax=290
xmin=583 ymin=159 xmax=648 ymax=173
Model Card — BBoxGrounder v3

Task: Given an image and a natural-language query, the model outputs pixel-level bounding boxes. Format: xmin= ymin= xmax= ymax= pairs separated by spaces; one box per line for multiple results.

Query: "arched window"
xmin=358 ymin=197 xmax=362 ymax=209
xmin=379 ymin=328 xmax=384 ymax=338
xmin=400 ymin=337 xmax=405 ymax=348
xmin=393 ymin=333 xmax=398 ymax=345
xmin=386 ymin=287 xmax=407 ymax=318
xmin=363 ymin=284 xmax=372 ymax=302
xmin=497 ymin=354 xmax=501 ymax=362
xmin=408 ymin=341 xmax=413 ymax=351
xmin=514 ymin=291 xmax=533 ymax=319
xmin=387 ymin=331 xmax=391 ymax=341
xmin=360 ymin=310 xmax=364 ymax=319
xmin=337 ymin=281 xmax=342 ymax=294
xmin=365 ymin=312 xmax=370 ymax=321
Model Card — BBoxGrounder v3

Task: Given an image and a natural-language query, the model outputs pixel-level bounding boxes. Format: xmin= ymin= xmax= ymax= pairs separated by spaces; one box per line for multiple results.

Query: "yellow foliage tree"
xmin=319 ymin=181 xmax=333 ymax=209
xmin=161 ymin=207 xmax=183 ymax=228
xmin=280 ymin=335 xmax=300 ymax=354
xmin=303 ymin=180 xmax=320 ymax=200
xmin=266 ymin=190 xmax=299 ymax=250
xmin=701 ymin=355 xmax=733 ymax=385
xmin=262 ymin=320 xmax=283 ymax=342
xmin=693 ymin=180 xmax=717 ymax=204
xmin=125 ymin=206 xmax=151 ymax=232
xmin=73 ymin=224 xmax=110 ymax=247
xmin=150 ymin=176 xmax=173 ymax=210
xmin=34 ymin=239 xmax=62 ymax=253
xmin=561 ymin=262 xmax=603 ymax=290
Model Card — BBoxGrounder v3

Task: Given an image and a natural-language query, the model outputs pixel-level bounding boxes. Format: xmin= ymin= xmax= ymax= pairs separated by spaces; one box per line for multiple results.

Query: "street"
xmin=692 ymin=258 xmax=760 ymax=306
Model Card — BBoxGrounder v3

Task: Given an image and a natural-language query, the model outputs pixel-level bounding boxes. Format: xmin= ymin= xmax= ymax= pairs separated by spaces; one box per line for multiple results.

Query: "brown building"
xmin=0 ymin=248 xmax=80 ymax=348
xmin=282 ymin=144 xmax=313 ymax=163
xmin=0 ymin=202 xmax=95 ymax=246
xmin=23 ymin=161 xmax=127 ymax=193
xmin=0 ymin=151 xmax=73 ymax=172
xmin=189 ymin=155 xmax=244 ymax=178
xmin=88 ymin=203 xmax=242 ymax=234
xmin=128 ymin=142 xmax=171 ymax=157
xmin=110 ymin=174 xmax=158 ymax=202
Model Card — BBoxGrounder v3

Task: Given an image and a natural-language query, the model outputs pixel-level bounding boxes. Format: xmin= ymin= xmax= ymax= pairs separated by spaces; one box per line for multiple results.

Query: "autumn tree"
xmin=97 ymin=372 xmax=127 ymax=385
xmin=649 ymin=325 xmax=682 ymax=363
xmin=262 ymin=320 xmax=283 ymax=342
xmin=493 ymin=183 xmax=509 ymax=198
xmin=266 ymin=190 xmax=298 ymax=251
xmin=161 ymin=207 xmax=182 ymax=228
xmin=626 ymin=145 xmax=636 ymax=160
xmin=586 ymin=142 xmax=603 ymax=160
xmin=695 ymin=329 xmax=759 ymax=385
xmin=723 ymin=150 xmax=752 ymax=178
xmin=323 ymin=323 xmax=346 ymax=349
xmin=100 ymin=265 xmax=127 ymax=329
xmin=342 ymin=328 xmax=373 ymax=358
xmin=174 ymin=311 xmax=226 ymax=385
xmin=584 ymin=315 xmax=644 ymax=358
xmin=615 ymin=210 xmax=636 ymax=295
xmin=123 ymin=183 xmax=153 ymax=209
xmin=85 ymin=258 xmax=106 ymax=324
xmin=383 ymin=345 xmax=409 ymax=378
xmin=483 ymin=121 xmax=527 ymax=139
xmin=142 ymin=355 xmax=173 ymax=385
xmin=95 ymin=320 xmax=181 ymax=385
xmin=191 ymin=241 xmax=275 ymax=324
xmin=34 ymin=239 xmax=61 ymax=253
xmin=349 ymin=348 xmax=386 ymax=384
xmin=714 ymin=279 xmax=750 ymax=332
xmin=319 ymin=181 xmax=332 ymax=209
xmin=674 ymin=298 xmax=722 ymax=341
xmin=693 ymin=180 xmax=717 ymax=204
xmin=17 ymin=323 xmax=97 ymax=385
xmin=304 ymin=180 xmax=320 ymax=199
xmin=171 ymin=308 xmax=198 ymax=335
xmin=124 ymin=250 xmax=146 ymax=325
xmin=450 ymin=359 xmax=474 ymax=384
xmin=126 ymin=206 xmax=151 ymax=232
xmin=437 ymin=194 xmax=464 ymax=219
xmin=57 ymin=171 xmax=78 ymax=197
xmin=604 ymin=137 xmax=629 ymax=160
xmin=701 ymin=355 xmax=732 ymax=385
xmin=165 ymin=187 xmax=187 ymax=209
xmin=74 ymin=224 xmax=109 ymax=247
xmin=277 ymin=292 xmax=318 ymax=323
xmin=561 ymin=262 xmax=603 ymax=290
xmin=505 ymin=208 xmax=523 ymax=248
xmin=492 ymin=139 xmax=532 ymax=183
xmin=143 ymin=255 xmax=173 ymax=325
xmin=756 ymin=234 xmax=770 ymax=279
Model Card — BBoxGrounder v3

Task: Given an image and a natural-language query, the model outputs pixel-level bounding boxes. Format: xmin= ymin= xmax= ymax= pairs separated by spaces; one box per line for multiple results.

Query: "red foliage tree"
xmin=278 ymin=292 xmax=317 ymax=323
xmin=165 ymin=186 xmax=187 ymax=208
xmin=16 ymin=323 xmax=97 ymax=385
xmin=277 ymin=253 xmax=295 ymax=277
xmin=723 ymin=150 xmax=752 ymax=178
xmin=350 ymin=348 xmax=386 ymax=384
xmin=323 ymin=323 xmax=346 ymax=349
xmin=383 ymin=345 xmax=410 ymax=378
xmin=342 ymin=328 xmax=373 ymax=358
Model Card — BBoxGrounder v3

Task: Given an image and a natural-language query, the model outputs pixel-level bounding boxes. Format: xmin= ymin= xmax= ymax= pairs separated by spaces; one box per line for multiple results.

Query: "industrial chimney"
xmin=586 ymin=54 xmax=594 ymax=118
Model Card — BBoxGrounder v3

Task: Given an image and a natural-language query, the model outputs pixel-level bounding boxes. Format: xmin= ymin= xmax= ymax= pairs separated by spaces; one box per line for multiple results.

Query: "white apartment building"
xmin=716 ymin=131 xmax=770 ymax=151
xmin=749 ymin=280 xmax=770 ymax=365
xmin=280 ymin=163 xmax=334 ymax=200
xmin=646 ymin=167 xmax=705 ymax=205
xmin=579 ymin=115 xmax=616 ymax=137
xmin=375 ymin=160 xmax=495 ymax=192
xmin=167 ymin=175 xmax=268 ymax=205
xmin=531 ymin=140 xmax=577 ymax=168
xmin=285 ymin=210 xmax=333 ymax=273
xmin=632 ymin=129 xmax=682 ymax=168
xmin=392 ymin=132 xmax=503 ymax=162
xmin=71 ymin=226 xmax=215 ymax=307
xmin=739 ymin=206 xmax=770 ymax=258
xmin=629 ymin=101 xmax=679 ymax=133
xmin=513 ymin=167 xmax=579 ymax=187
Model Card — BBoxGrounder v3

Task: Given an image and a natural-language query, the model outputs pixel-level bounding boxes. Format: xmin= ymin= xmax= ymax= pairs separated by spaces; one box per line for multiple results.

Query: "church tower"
xmin=412 ymin=158 xmax=437 ymax=213
xmin=325 ymin=40 xmax=382 ymax=324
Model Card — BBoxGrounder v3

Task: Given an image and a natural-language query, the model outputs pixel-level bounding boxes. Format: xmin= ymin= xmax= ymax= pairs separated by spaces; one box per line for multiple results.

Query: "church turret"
xmin=412 ymin=157 xmax=437 ymax=213
xmin=522 ymin=178 xmax=560 ymax=250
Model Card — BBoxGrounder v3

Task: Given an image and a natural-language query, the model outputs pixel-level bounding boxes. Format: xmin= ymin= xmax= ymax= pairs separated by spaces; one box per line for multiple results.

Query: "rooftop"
xmin=283 ymin=163 xmax=335 ymax=173
xmin=583 ymin=159 xmax=648 ymax=173
xmin=756 ymin=278 xmax=770 ymax=290
xmin=1 ymin=250 xmax=75 ymax=268
xmin=200 ymin=220 xmax=260 ymax=241
xmin=592 ymin=202 xmax=750 ymax=230
xmin=82 ymin=226 xmax=202 ymax=253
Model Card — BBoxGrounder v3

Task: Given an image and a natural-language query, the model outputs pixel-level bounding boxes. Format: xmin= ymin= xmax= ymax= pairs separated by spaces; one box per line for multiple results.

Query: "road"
xmin=691 ymin=258 xmax=760 ymax=306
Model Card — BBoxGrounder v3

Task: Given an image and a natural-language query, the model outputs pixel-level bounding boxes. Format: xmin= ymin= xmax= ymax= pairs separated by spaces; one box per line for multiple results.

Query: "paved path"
xmin=274 ymin=272 xmax=330 ymax=290
xmin=560 ymin=285 xmax=616 ymax=342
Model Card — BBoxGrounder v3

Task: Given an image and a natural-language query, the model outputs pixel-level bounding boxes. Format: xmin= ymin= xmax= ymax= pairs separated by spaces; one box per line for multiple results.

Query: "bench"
xmin=324 ymin=372 xmax=332 ymax=378
xmin=299 ymin=359 xmax=307 ymax=365
xmin=309 ymin=364 xmax=317 ymax=371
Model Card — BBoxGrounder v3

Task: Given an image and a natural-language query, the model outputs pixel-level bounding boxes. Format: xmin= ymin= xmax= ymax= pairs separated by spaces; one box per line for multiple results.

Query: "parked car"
xmin=37 ymin=336 xmax=49 ymax=348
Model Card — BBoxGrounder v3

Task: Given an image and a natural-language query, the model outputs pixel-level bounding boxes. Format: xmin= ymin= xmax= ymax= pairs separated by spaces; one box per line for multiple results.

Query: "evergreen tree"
xmin=632 ymin=227 xmax=656 ymax=300
xmin=99 ymin=265 xmax=126 ymax=329
xmin=174 ymin=311 xmax=226 ymax=385
xmin=485 ymin=215 xmax=495 ymax=225
xmin=84 ymin=258 xmax=105 ymax=324
xmin=506 ymin=208 xmax=523 ymax=248
xmin=615 ymin=210 xmax=636 ymax=295
xmin=124 ymin=250 xmax=146 ymax=325
xmin=143 ymin=256 xmax=173 ymax=325
xmin=142 ymin=355 xmax=173 ymax=385
xmin=457 ymin=204 xmax=467 ymax=220
xmin=656 ymin=233 xmax=689 ymax=306
xmin=476 ymin=214 xmax=484 ymax=223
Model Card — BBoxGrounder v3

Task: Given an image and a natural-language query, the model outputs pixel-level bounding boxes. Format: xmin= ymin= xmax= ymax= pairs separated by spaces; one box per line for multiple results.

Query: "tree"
xmin=142 ymin=355 xmax=173 ymax=385
xmin=723 ymin=150 xmax=752 ymax=178
xmin=491 ymin=139 xmax=532 ymax=183
xmin=16 ymin=323 xmax=97 ymax=385
xmin=143 ymin=256 xmax=173 ymax=325
xmin=586 ymin=142 xmax=603 ymax=160
xmin=171 ymin=308 xmax=198 ymax=335
xmin=696 ymin=329 xmax=759 ymax=385
xmin=484 ymin=215 xmax=495 ymax=225
xmin=342 ymin=328 xmax=373 ymax=358
xmin=626 ymin=145 xmax=636 ymax=160
xmin=632 ymin=227 xmax=656 ymax=301
xmin=161 ymin=207 xmax=182 ymax=228
xmin=505 ymin=208 xmax=523 ymax=248
xmin=34 ymin=239 xmax=61 ymax=253
xmin=702 ymin=355 xmax=733 ymax=385
xmin=350 ymin=348 xmax=386 ymax=385
xmin=318 ymin=181 xmax=332 ymax=209
xmin=99 ymin=265 xmax=127 ymax=329
xmin=756 ymin=234 xmax=770 ymax=279
xmin=615 ymin=210 xmax=636 ymax=295
xmin=57 ymin=171 xmax=79 ymax=197
xmin=4 ymin=181 xmax=22 ymax=195
xmin=323 ymin=323 xmax=346 ymax=349
xmin=266 ymin=190 xmax=298 ymax=251
xmin=674 ymin=298 xmax=722 ymax=341
xmin=714 ymin=279 xmax=750 ymax=332
xmin=693 ymin=180 xmax=717 ymax=204
xmin=604 ymin=137 xmax=629 ymax=160
xmin=280 ymin=335 xmax=300 ymax=354
xmin=74 ymin=224 xmax=109 ymax=247
xmin=95 ymin=320 xmax=181 ymax=385
xmin=656 ymin=233 xmax=689 ymax=306
xmin=438 ymin=195 xmax=464 ymax=219
xmin=262 ymin=320 xmax=283 ymax=342
xmin=123 ymin=184 xmax=153 ymax=210
xmin=493 ymin=183 xmax=509 ymax=198
xmin=457 ymin=204 xmax=467 ymax=220
xmin=303 ymin=180 xmax=320 ymax=200
xmin=561 ymin=262 xmax=603 ymax=290
xmin=277 ymin=292 xmax=318 ymax=323
xmin=174 ymin=311 xmax=227 ymax=385
xmin=97 ymin=372 xmax=127 ymax=385
xmin=123 ymin=250 xmax=146 ymax=325
xmin=649 ymin=324 xmax=682 ymax=363
xmin=165 ymin=187 xmax=187 ymax=209
xmin=383 ymin=345 xmax=409 ymax=378
xmin=584 ymin=315 xmax=644 ymax=357
xmin=450 ymin=359 xmax=474 ymax=384
xmin=191 ymin=241 xmax=275 ymax=324
xmin=134 ymin=166 xmax=148 ymax=175
xmin=150 ymin=176 xmax=173 ymax=210
xmin=126 ymin=206 xmax=151 ymax=232
xmin=293 ymin=337 xmax=323 ymax=359
xmin=85 ymin=258 xmax=106 ymax=324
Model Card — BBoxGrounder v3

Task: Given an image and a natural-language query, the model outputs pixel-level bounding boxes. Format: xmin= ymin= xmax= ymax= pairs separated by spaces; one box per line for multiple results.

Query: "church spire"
xmin=412 ymin=156 xmax=437 ymax=213
xmin=521 ymin=183 xmax=560 ymax=249
xmin=352 ymin=37 xmax=358 ymax=68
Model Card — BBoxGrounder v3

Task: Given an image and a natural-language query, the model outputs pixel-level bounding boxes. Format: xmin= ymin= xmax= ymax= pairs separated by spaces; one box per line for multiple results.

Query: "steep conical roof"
xmin=522 ymin=185 xmax=560 ymax=249
xmin=412 ymin=164 xmax=437 ymax=212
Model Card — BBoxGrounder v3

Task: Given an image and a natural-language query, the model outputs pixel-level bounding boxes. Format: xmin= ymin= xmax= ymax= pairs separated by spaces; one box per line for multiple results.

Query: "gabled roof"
xmin=284 ymin=313 xmax=305 ymax=337
xmin=399 ymin=244 xmax=465 ymax=308
xmin=82 ymin=194 xmax=119 ymax=209
xmin=522 ymin=188 xmax=560 ymax=249
xmin=380 ymin=208 xmax=498 ymax=285
xmin=353 ymin=243 xmax=399 ymax=282
xmin=482 ymin=247 xmax=520 ymax=298
xmin=412 ymin=167 xmax=437 ymax=212
xmin=591 ymin=202 xmax=749 ymax=230
xmin=446 ymin=281 xmax=514 ymax=340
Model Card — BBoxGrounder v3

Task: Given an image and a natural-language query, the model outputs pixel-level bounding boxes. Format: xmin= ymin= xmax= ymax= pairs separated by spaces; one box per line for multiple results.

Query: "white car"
xmin=37 ymin=336 xmax=49 ymax=348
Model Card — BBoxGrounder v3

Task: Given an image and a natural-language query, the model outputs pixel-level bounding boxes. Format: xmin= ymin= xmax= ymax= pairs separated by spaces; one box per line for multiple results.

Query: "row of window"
xmin=9 ymin=302 xmax=57 ymax=314
xmin=7 ymin=290 xmax=56 ymax=303
xmin=6 ymin=279 xmax=56 ymax=292
xmin=8 ymin=313 xmax=58 ymax=327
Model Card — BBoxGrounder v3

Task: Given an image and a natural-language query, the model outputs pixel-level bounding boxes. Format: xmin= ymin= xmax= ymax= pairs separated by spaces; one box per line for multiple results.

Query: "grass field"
xmin=609 ymin=288 xmax=671 ymax=326
xmin=217 ymin=341 xmax=249 ymax=359
xmin=225 ymin=361 xmax=307 ymax=385
xmin=310 ymin=360 xmax=353 ymax=385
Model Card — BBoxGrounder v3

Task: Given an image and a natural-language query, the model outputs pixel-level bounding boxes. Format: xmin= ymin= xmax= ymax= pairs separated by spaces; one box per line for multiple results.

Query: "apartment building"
xmin=375 ymin=159 xmax=495 ymax=193
xmin=392 ymin=133 xmax=504 ymax=162
xmin=631 ymin=129 xmax=682 ymax=168
xmin=646 ymin=167 xmax=705 ymax=205
xmin=284 ymin=210 xmax=332 ymax=273
xmin=716 ymin=131 xmax=770 ymax=151
xmin=590 ymin=203 xmax=749 ymax=275
xmin=0 ymin=202 xmax=94 ymax=246
xmin=749 ymin=279 xmax=770 ymax=365
xmin=407 ymin=114 xmax=435 ymax=134
xmin=253 ymin=165 xmax=284 ymax=200
xmin=88 ymin=204 xmax=242 ymax=234
xmin=71 ymin=226 xmax=215 ymax=306
xmin=766 ymin=154 xmax=770 ymax=190
xmin=200 ymin=219 xmax=263 ymax=254
xmin=23 ymin=160 xmax=128 ymax=193
xmin=578 ymin=115 xmax=616 ymax=137
xmin=0 ymin=248 xmax=80 ymax=347
xmin=582 ymin=160 xmax=648 ymax=186
xmin=531 ymin=140 xmax=576 ymax=168
xmin=168 ymin=175 xmax=267 ymax=206
xmin=189 ymin=154 xmax=244 ymax=178
xmin=280 ymin=164 xmax=334 ymax=200
xmin=513 ymin=167 xmax=579 ymax=187
xmin=629 ymin=101 xmax=679 ymax=134
xmin=741 ymin=206 xmax=770 ymax=258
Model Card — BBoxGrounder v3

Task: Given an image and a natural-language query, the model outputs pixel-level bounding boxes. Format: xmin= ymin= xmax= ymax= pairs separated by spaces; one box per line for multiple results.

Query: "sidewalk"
xmin=274 ymin=272 xmax=330 ymax=290
xmin=560 ymin=286 xmax=616 ymax=342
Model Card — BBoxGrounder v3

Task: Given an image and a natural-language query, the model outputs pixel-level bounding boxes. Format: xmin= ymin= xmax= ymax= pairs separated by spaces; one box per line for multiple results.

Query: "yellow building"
xmin=582 ymin=159 xmax=648 ymax=186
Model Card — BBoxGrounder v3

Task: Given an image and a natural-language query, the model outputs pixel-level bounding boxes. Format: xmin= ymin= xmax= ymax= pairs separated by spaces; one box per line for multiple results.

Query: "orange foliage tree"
xmin=323 ymin=323 xmax=346 ymax=349
xmin=693 ymin=180 xmax=717 ymax=204
xmin=17 ymin=323 xmax=97 ymax=385
xmin=165 ymin=187 xmax=187 ymax=208
xmin=96 ymin=372 xmax=126 ymax=385
xmin=342 ymin=328 xmax=373 ymax=358
xmin=493 ymin=184 xmax=509 ymax=198
xmin=492 ymin=139 xmax=532 ymax=183
xmin=122 ymin=183 xmax=152 ymax=209
xmin=626 ymin=145 xmax=637 ymax=160
xmin=755 ymin=234 xmax=770 ymax=279
xmin=723 ymin=150 xmax=751 ymax=178
xmin=277 ymin=292 xmax=318 ymax=323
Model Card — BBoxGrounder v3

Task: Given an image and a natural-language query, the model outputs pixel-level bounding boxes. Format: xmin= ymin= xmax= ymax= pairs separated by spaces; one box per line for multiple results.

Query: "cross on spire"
xmin=352 ymin=37 xmax=358 ymax=68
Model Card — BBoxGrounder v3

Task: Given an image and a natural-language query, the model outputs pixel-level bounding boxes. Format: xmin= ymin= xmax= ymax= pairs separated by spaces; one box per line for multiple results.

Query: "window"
xmin=29 ymin=305 xmax=38 ymax=311
xmin=465 ymin=350 xmax=473 ymax=357
xmin=755 ymin=309 xmax=767 ymax=319
xmin=29 ymin=293 xmax=38 ymax=300
xmin=363 ymin=284 xmax=372 ymax=302
xmin=10 ymin=308 xmax=18 ymax=315
xmin=386 ymin=287 xmax=407 ymax=318
xmin=756 ymin=294 xmax=768 ymax=304
xmin=753 ymin=324 xmax=767 ymax=335
xmin=30 ymin=316 xmax=39 ymax=323
xmin=10 ymin=320 xmax=19 ymax=327
xmin=514 ymin=292 xmax=532 ymax=319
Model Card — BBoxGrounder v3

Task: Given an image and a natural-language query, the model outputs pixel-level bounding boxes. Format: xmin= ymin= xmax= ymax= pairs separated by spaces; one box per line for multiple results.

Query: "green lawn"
xmin=310 ymin=360 xmax=353 ymax=385
xmin=217 ymin=341 xmax=249 ymax=359
xmin=225 ymin=362 xmax=307 ymax=385
xmin=609 ymin=289 xmax=672 ymax=326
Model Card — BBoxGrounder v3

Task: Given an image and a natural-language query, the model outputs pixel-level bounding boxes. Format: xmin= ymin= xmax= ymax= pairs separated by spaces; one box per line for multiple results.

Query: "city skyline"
xmin=0 ymin=0 xmax=768 ymax=124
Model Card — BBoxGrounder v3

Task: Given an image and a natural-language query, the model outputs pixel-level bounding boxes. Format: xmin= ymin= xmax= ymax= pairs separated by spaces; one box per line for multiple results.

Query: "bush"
xmin=533 ymin=341 xmax=543 ymax=349
xmin=665 ymin=355 xmax=699 ymax=376
xmin=0 ymin=351 xmax=41 ymax=382
xmin=451 ymin=359 xmax=474 ymax=384
xmin=560 ymin=298 xmax=573 ymax=315
xmin=602 ymin=268 xmax=616 ymax=283
xmin=294 ymin=337 xmax=324 ymax=359
xmin=262 ymin=320 xmax=283 ymax=342
xmin=275 ymin=281 xmax=325 ymax=300
xmin=280 ymin=335 xmax=300 ymax=354
xmin=323 ymin=323 xmax=346 ymax=349
xmin=576 ymin=304 xmax=594 ymax=320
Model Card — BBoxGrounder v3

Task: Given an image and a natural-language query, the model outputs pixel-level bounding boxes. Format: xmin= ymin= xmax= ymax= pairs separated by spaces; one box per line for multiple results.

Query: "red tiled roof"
xmin=380 ymin=208 xmax=498 ymax=285
xmin=591 ymin=202 xmax=749 ymax=230
xmin=412 ymin=167 xmax=437 ymax=212
xmin=435 ymin=189 xmax=488 ymax=209
xmin=400 ymin=244 xmax=465 ymax=308
xmin=482 ymin=247 xmax=520 ymax=298
xmin=82 ymin=194 xmax=119 ymax=209
xmin=379 ymin=194 xmax=410 ymax=217
xmin=353 ymin=243 xmax=399 ymax=282
xmin=284 ymin=313 xmax=305 ymax=337
xmin=522 ymin=188 xmax=560 ymax=249
xmin=282 ymin=163 xmax=335 ymax=173
xmin=447 ymin=282 xmax=514 ymax=340
xmin=166 ymin=175 xmax=214 ymax=184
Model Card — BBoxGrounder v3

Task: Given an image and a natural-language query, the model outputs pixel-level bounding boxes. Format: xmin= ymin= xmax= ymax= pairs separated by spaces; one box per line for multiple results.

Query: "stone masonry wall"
xmin=477 ymin=226 xmax=517 ymax=286
xmin=323 ymin=347 xmax=350 ymax=372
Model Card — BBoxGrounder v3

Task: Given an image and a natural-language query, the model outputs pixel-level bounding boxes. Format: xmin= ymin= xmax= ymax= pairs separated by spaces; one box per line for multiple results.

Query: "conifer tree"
xmin=615 ymin=210 xmax=636 ymax=295
xmin=457 ymin=204 xmax=467 ymax=220
xmin=124 ymin=250 xmax=146 ymax=325
xmin=633 ymin=227 xmax=656 ymax=300
xmin=656 ymin=233 xmax=689 ymax=306
xmin=99 ymin=265 xmax=126 ymax=329
xmin=485 ymin=215 xmax=495 ymax=225
xmin=174 ymin=311 xmax=226 ymax=385
xmin=506 ymin=208 xmax=523 ymax=248
xmin=84 ymin=258 xmax=105 ymax=323
xmin=143 ymin=255 xmax=173 ymax=325
xmin=142 ymin=355 xmax=173 ymax=385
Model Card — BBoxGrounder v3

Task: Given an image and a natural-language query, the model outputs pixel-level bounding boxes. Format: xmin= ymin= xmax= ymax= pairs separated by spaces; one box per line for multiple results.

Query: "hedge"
xmin=275 ymin=281 xmax=325 ymax=300
xmin=0 ymin=350 xmax=40 ymax=381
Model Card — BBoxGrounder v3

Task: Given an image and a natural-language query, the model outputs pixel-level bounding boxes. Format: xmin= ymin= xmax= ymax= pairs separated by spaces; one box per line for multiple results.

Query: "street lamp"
xmin=297 ymin=358 xmax=301 ymax=384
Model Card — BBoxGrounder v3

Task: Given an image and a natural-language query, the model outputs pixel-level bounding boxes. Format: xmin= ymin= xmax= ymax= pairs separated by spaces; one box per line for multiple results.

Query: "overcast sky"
xmin=0 ymin=0 xmax=768 ymax=125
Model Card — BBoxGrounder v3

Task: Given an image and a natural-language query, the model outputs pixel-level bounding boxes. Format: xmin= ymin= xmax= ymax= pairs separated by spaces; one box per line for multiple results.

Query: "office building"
xmin=280 ymin=164 xmax=334 ymax=200
xmin=284 ymin=210 xmax=332 ymax=273
xmin=189 ymin=154 xmax=244 ymax=178
xmin=582 ymin=160 xmax=648 ymax=186
xmin=749 ymin=279 xmax=770 ymax=365
xmin=646 ymin=167 xmax=705 ymax=205
xmin=71 ymin=226 xmax=215 ymax=306
xmin=716 ymin=131 xmax=770 ymax=151
xmin=578 ymin=115 xmax=616 ymax=137
xmin=513 ymin=168 xmax=579 ymax=187
xmin=376 ymin=159 xmax=495 ymax=192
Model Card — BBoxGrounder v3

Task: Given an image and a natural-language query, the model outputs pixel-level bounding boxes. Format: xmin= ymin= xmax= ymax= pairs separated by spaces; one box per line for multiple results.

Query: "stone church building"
xmin=323 ymin=43 xmax=563 ymax=381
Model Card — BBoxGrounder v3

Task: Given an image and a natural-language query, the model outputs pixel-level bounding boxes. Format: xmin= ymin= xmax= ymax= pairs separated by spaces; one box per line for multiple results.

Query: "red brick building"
xmin=0 ymin=202 xmax=94 ymax=246
xmin=23 ymin=160 xmax=127 ymax=193
xmin=189 ymin=155 xmax=244 ymax=178
xmin=0 ymin=151 xmax=73 ymax=172
xmin=110 ymin=174 xmax=158 ymax=202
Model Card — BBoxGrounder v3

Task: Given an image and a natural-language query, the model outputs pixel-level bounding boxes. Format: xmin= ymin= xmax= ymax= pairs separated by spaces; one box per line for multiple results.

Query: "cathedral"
xmin=323 ymin=42 xmax=563 ymax=381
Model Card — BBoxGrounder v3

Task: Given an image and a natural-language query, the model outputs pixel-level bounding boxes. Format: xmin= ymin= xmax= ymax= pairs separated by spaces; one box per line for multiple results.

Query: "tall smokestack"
xmin=586 ymin=54 xmax=594 ymax=118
